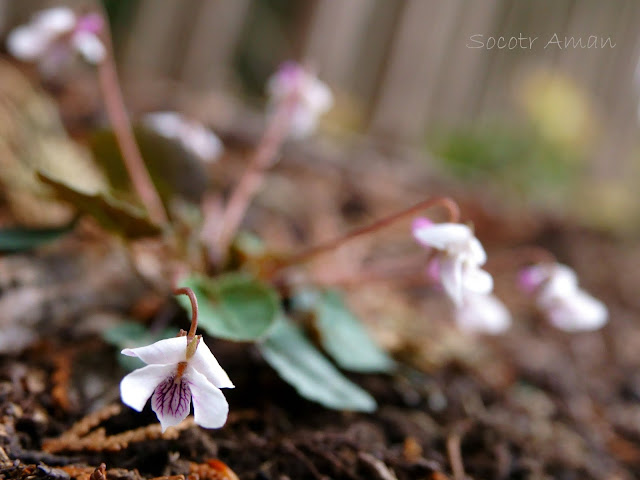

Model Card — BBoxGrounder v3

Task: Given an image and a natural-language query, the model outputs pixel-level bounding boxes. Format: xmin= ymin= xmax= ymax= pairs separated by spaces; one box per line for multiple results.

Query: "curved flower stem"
xmin=215 ymin=92 xmax=298 ymax=261
xmin=97 ymin=11 xmax=167 ymax=225
xmin=174 ymin=287 xmax=198 ymax=340
xmin=268 ymin=196 xmax=460 ymax=277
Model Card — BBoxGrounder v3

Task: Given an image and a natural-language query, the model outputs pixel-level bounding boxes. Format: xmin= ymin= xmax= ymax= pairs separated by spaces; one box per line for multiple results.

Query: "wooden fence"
xmin=2 ymin=0 xmax=639 ymax=180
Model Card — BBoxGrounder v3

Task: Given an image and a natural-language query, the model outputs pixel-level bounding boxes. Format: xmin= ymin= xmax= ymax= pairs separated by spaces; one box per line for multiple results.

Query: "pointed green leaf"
xmin=179 ymin=274 xmax=279 ymax=341
xmin=313 ymin=290 xmax=395 ymax=373
xmin=0 ymin=219 xmax=77 ymax=253
xmin=36 ymin=171 xmax=162 ymax=238
xmin=259 ymin=318 xmax=377 ymax=412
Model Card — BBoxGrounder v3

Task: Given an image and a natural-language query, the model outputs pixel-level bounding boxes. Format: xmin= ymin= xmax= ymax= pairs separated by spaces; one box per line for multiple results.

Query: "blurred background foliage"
xmin=1 ymin=0 xmax=638 ymax=234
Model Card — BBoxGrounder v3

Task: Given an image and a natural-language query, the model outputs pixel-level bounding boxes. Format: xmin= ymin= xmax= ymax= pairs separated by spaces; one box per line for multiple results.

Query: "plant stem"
xmin=97 ymin=13 xmax=167 ymax=225
xmin=174 ymin=287 xmax=198 ymax=340
xmin=215 ymin=92 xmax=298 ymax=260
xmin=268 ymin=196 xmax=460 ymax=276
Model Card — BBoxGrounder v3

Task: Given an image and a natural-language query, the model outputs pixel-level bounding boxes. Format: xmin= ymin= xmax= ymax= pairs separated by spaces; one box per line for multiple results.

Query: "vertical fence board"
xmin=427 ymin=1 xmax=502 ymax=127
xmin=303 ymin=0 xmax=375 ymax=88
xmin=369 ymin=0 xmax=461 ymax=142
xmin=122 ymin=0 xmax=193 ymax=80
xmin=180 ymin=0 xmax=250 ymax=89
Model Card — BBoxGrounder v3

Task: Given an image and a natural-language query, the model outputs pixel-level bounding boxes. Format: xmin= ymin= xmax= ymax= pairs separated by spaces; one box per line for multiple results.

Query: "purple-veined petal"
xmin=151 ymin=373 xmax=192 ymax=432
xmin=462 ymin=266 xmax=493 ymax=295
xmin=187 ymin=367 xmax=229 ymax=429
xmin=191 ymin=340 xmax=234 ymax=389
xmin=413 ymin=223 xmax=471 ymax=251
xmin=440 ymin=256 xmax=464 ymax=306
xmin=122 ymin=336 xmax=187 ymax=365
xmin=120 ymin=363 xmax=175 ymax=412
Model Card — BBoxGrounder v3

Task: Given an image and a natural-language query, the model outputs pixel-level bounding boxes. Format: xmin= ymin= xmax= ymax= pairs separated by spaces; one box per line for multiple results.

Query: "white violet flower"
xmin=7 ymin=8 xmax=105 ymax=66
xmin=519 ymin=263 xmax=608 ymax=332
xmin=142 ymin=112 xmax=223 ymax=163
xmin=454 ymin=292 xmax=512 ymax=335
xmin=120 ymin=335 xmax=234 ymax=432
xmin=266 ymin=61 xmax=334 ymax=139
xmin=412 ymin=218 xmax=493 ymax=306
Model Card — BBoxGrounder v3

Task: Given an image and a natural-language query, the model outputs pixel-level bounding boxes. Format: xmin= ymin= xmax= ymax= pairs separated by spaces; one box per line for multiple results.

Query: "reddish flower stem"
xmin=97 ymin=12 xmax=167 ymax=225
xmin=215 ymin=91 xmax=298 ymax=260
xmin=268 ymin=196 xmax=460 ymax=277
xmin=174 ymin=287 xmax=198 ymax=340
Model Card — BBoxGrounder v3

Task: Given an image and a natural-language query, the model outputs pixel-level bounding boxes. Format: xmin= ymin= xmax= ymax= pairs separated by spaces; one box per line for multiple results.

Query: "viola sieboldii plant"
xmin=120 ymin=289 xmax=233 ymax=432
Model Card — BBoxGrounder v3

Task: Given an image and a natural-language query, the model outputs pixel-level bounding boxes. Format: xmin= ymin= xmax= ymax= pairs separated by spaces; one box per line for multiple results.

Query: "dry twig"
xmin=43 ymin=404 xmax=194 ymax=453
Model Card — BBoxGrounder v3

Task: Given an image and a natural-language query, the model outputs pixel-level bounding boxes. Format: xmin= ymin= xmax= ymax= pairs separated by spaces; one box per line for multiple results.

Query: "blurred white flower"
xmin=519 ymin=263 xmax=608 ymax=331
xmin=120 ymin=335 xmax=233 ymax=432
xmin=266 ymin=61 xmax=334 ymax=139
xmin=412 ymin=218 xmax=493 ymax=306
xmin=454 ymin=292 xmax=512 ymax=335
xmin=6 ymin=8 xmax=105 ymax=66
xmin=143 ymin=112 xmax=223 ymax=163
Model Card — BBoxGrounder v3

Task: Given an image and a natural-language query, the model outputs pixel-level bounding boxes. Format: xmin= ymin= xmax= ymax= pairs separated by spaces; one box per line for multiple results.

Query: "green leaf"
xmin=179 ymin=274 xmax=280 ymax=341
xmin=36 ymin=171 xmax=162 ymax=238
xmin=313 ymin=291 xmax=395 ymax=374
xmin=259 ymin=318 xmax=377 ymax=412
xmin=0 ymin=219 xmax=77 ymax=253
xmin=103 ymin=321 xmax=175 ymax=371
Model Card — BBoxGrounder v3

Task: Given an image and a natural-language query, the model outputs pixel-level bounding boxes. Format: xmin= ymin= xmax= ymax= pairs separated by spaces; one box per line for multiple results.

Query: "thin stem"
xmin=446 ymin=432 xmax=466 ymax=480
xmin=215 ymin=91 xmax=298 ymax=259
xmin=97 ymin=12 xmax=167 ymax=225
xmin=174 ymin=287 xmax=198 ymax=339
xmin=268 ymin=196 xmax=459 ymax=276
